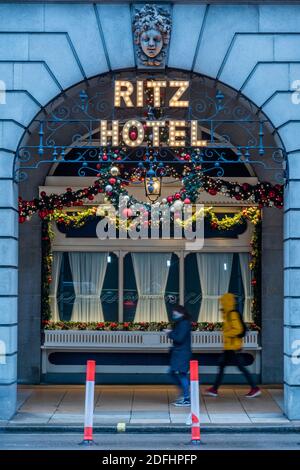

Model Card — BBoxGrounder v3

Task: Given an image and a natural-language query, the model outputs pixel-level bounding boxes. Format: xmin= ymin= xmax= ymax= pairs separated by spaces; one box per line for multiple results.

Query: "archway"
xmin=13 ymin=70 xmax=284 ymax=402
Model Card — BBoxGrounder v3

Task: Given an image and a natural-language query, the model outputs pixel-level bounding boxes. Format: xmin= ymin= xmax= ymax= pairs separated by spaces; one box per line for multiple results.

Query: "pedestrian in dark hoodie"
xmin=165 ymin=305 xmax=192 ymax=407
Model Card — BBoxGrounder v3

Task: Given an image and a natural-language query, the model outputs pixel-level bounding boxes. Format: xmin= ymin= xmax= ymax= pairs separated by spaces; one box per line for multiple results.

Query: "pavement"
xmin=1 ymin=384 xmax=299 ymax=432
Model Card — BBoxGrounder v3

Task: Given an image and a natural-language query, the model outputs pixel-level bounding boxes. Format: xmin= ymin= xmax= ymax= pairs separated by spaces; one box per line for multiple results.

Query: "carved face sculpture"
xmin=140 ymin=28 xmax=163 ymax=59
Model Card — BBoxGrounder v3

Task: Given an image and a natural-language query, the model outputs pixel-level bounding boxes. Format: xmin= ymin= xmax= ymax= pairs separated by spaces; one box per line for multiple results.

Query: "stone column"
xmin=284 ymin=152 xmax=300 ymax=419
xmin=261 ymin=208 xmax=283 ymax=384
xmin=0 ymin=151 xmax=18 ymax=419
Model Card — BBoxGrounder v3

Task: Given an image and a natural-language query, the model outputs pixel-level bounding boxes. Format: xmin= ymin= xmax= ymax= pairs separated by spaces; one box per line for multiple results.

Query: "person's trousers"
xmin=170 ymin=371 xmax=190 ymax=399
xmin=214 ymin=350 xmax=256 ymax=390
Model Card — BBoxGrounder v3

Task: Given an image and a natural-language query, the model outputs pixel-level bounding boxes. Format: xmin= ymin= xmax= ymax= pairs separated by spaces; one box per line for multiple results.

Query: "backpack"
xmin=229 ymin=310 xmax=247 ymax=338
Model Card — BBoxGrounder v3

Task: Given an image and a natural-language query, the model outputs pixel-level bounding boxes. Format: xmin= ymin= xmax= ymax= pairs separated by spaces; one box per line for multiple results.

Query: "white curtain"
xmin=196 ymin=253 xmax=233 ymax=322
xmin=132 ymin=253 xmax=171 ymax=322
xmin=49 ymin=251 xmax=63 ymax=322
xmin=239 ymin=252 xmax=253 ymax=322
xmin=68 ymin=252 xmax=108 ymax=322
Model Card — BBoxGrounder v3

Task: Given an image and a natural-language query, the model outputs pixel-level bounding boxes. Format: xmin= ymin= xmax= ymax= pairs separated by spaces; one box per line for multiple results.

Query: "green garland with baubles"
xmin=19 ymin=168 xmax=283 ymax=223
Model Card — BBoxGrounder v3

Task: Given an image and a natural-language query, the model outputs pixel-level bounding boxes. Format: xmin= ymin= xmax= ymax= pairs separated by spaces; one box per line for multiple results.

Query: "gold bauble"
xmin=110 ymin=166 xmax=119 ymax=176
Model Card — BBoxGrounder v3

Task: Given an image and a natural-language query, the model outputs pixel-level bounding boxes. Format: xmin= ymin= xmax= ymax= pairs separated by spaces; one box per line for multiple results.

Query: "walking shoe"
xmin=172 ymin=398 xmax=191 ymax=407
xmin=204 ymin=387 xmax=218 ymax=397
xmin=245 ymin=387 xmax=261 ymax=398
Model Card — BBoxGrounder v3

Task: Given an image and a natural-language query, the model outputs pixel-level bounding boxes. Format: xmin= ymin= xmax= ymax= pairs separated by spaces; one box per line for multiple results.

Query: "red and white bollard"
xmin=81 ymin=360 xmax=96 ymax=445
xmin=190 ymin=360 xmax=201 ymax=444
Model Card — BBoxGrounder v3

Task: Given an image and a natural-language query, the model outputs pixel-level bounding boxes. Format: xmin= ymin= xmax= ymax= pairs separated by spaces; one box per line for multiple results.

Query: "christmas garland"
xmin=250 ymin=220 xmax=262 ymax=325
xmin=41 ymin=221 xmax=54 ymax=321
xmin=19 ymin=169 xmax=283 ymax=223
xmin=43 ymin=320 xmax=260 ymax=332
xmin=49 ymin=205 xmax=261 ymax=232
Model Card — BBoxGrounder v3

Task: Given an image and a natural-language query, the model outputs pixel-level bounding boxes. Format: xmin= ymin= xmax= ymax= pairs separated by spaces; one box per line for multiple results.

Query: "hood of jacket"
xmin=220 ymin=293 xmax=236 ymax=313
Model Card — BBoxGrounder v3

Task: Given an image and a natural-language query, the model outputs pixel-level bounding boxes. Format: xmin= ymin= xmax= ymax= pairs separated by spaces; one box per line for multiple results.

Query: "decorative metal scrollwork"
xmin=15 ymin=72 xmax=287 ymax=184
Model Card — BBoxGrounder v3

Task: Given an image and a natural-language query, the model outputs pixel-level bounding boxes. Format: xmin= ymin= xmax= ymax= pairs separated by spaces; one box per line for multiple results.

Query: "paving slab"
xmin=267 ymin=388 xmax=284 ymax=411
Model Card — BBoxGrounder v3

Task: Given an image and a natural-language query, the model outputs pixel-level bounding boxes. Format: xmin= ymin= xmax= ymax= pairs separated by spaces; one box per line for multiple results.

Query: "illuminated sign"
xmin=98 ymin=79 xmax=207 ymax=148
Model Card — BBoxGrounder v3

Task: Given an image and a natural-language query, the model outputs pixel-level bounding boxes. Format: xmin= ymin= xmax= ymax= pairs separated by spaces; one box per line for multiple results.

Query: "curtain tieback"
xmin=202 ymin=295 xmax=220 ymax=300
xmin=139 ymin=294 xmax=164 ymax=299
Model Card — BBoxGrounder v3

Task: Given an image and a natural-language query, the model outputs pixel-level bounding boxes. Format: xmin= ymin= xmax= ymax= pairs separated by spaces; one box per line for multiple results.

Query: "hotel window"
xmin=123 ymin=252 xmax=179 ymax=323
xmin=184 ymin=253 xmax=252 ymax=322
xmin=53 ymin=252 xmax=118 ymax=322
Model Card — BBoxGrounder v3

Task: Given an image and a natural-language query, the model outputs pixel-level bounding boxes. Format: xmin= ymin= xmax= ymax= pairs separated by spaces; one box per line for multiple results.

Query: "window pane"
xmin=57 ymin=253 xmax=75 ymax=321
xmin=184 ymin=253 xmax=201 ymax=322
xmin=123 ymin=252 xmax=179 ymax=322
xmin=101 ymin=253 xmax=118 ymax=321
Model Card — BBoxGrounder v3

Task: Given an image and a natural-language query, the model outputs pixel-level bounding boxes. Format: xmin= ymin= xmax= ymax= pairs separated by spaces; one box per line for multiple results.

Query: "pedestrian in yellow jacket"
xmin=205 ymin=293 xmax=261 ymax=398
xmin=222 ymin=293 xmax=243 ymax=351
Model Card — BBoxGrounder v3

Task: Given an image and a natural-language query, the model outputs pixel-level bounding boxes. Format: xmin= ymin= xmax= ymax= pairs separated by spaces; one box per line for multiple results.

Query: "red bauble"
xmin=19 ymin=216 xmax=26 ymax=224
xmin=251 ymin=279 xmax=257 ymax=286
xmin=129 ymin=130 xmax=138 ymax=140
xmin=88 ymin=195 xmax=94 ymax=201
xmin=39 ymin=210 xmax=47 ymax=219
xmin=122 ymin=208 xmax=133 ymax=218
xmin=174 ymin=193 xmax=181 ymax=200
xmin=242 ymin=183 xmax=249 ymax=191
xmin=102 ymin=155 xmax=108 ymax=161
xmin=269 ymin=190 xmax=275 ymax=198
xmin=235 ymin=194 xmax=242 ymax=200
xmin=208 ymin=188 xmax=217 ymax=196
xmin=167 ymin=196 xmax=173 ymax=203
xmin=183 ymin=198 xmax=191 ymax=204
xmin=109 ymin=178 xmax=116 ymax=185
xmin=96 ymin=163 xmax=101 ymax=170
xmin=184 ymin=154 xmax=191 ymax=161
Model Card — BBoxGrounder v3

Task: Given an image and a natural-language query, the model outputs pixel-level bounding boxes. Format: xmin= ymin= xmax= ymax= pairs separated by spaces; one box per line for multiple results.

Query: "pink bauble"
xmin=129 ymin=130 xmax=137 ymax=140
xmin=122 ymin=208 xmax=133 ymax=217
